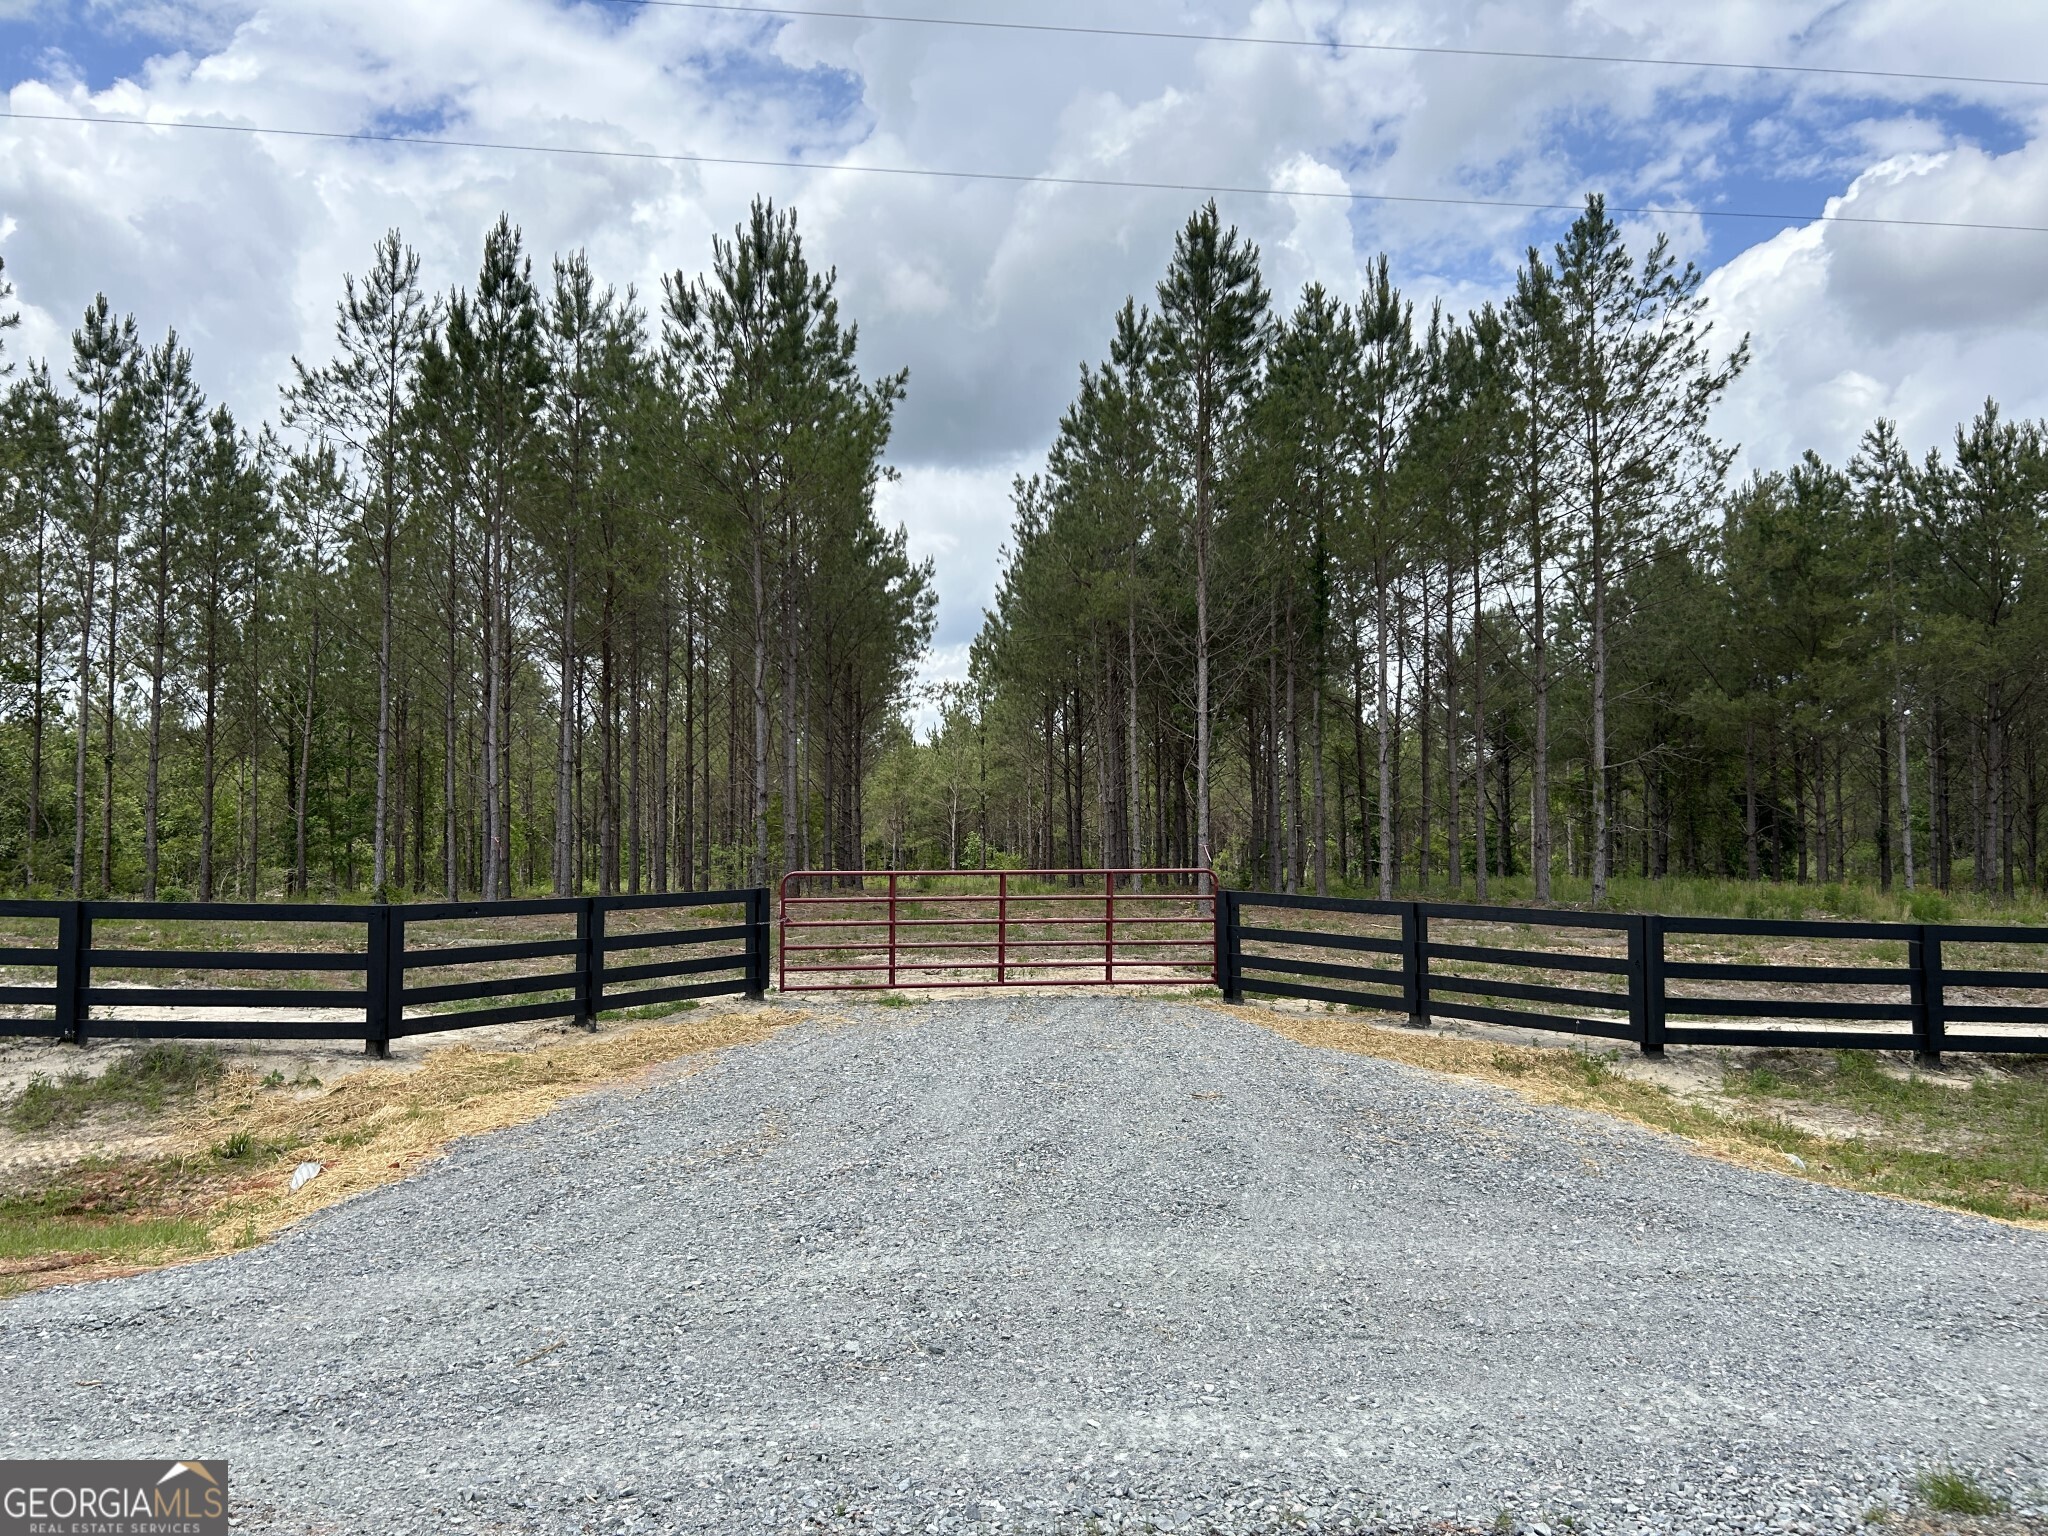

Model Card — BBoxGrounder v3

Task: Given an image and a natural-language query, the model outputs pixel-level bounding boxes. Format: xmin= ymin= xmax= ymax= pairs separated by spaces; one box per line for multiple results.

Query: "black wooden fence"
xmin=0 ymin=890 xmax=770 ymax=1055
xmin=1218 ymin=892 xmax=2048 ymax=1065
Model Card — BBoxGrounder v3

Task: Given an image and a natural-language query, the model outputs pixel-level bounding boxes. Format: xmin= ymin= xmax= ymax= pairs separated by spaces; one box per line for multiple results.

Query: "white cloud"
xmin=6 ymin=0 xmax=2048 ymax=646
xmin=876 ymin=456 xmax=1034 ymax=654
xmin=1709 ymin=136 xmax=2048 ymax=475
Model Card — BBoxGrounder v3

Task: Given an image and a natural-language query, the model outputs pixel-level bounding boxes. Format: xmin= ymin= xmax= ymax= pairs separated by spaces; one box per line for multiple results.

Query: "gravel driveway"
xmin=2 ymin=996 xmax=2043 ymax=1535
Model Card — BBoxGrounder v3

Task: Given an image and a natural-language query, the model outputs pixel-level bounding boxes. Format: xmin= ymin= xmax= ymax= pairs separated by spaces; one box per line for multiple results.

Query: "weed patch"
xmin=1913 ymin=1469 xmax=2008 ymax=1516
xmin=4 ymin=1043 xmax=226 ymax=1132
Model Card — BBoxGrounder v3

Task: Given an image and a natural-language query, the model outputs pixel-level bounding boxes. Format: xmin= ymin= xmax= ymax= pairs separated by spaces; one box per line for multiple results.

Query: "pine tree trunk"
xmin=1531 ymin=537 xmax=1551 ymax=902
xmin=555 ymin=545 xmax=577 ymax=893
xmin=1311 ymin=636 xmax=1327 ymax=897
xmin=682 ymin=589 xmax=696 ymax=889
xmin=1878 ymin=718 xmax=1894 ymax=891
xmin=1374 ymin=583 xmax=1394 ymax=899
xmin=373 ymin=537 xmax=393 ymax=897
xmin=1898 ymin=699 xmax=1916 ymax=892
xmin=1793 ymin=745 xmax=1808 ymax=884
xmin=247 ymin=586 xmax=262 ymax=898
xmin=1815 ymin=736 xmax=1830 ymax=884
xmin=100 ymin=532 xmax=122 ymax=896
xmin=1744 ymin=719 xmax=1759 ymax=881
xmin=1471 ymin=556 xmax=1487 ymax=901
xmin=443 ymin=504 xmax=460 ymax=899
xmin=1444 ymin=565 xmax=1460 ymax=896
xmin=750 ymin=517 xmax=771 ymax=888
xmin=1267 ymin=639 xmax=1282 ymax=893
xmin=200 ymin=640 xmax=217 ymax=903
xmin=1285 ymin=616 xmax=1302 ymax=894
xmin=498 ymin=541 xmax=516 ymax=898
xmin=481 ymin=517 xmax=499 ymax=901
xmin=1993 ymin=693 xmax=2011 ymax=896
xmin=1127 ymin=582 xmax=1142 ymax=881
xmin=655 ymin=586 xmax=672 ymax=892
xmin=632 ymin=633 xmax=646 ymax=895
xmin=72 ymin=553 xmax=95 ymax=898
xmin=1195 ymin=496 xmax=1212 ymax=873
xmin=1349 ymin=620 xmax=1368 ymax=891
xmin=27 ymin=514 xmax=48 ymax=889
xmin=1418 ymin=578 xmax=1434 ymax=889
xmin=1590 ymin=509 xmax=1609 ymax=904
xmin=144 ymin=571 xmax=165 ymax=902
xmin=296 ymin=614 xmax=321 ymax=898
xmin=781 ymin=540 xmax=800 ymax=880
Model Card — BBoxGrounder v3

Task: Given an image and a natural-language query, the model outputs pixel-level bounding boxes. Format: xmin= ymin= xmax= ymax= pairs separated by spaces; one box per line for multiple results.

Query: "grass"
xmin=1913 ymin=1469 xmax=2009 ymax=1516
xmin=1314 ymin=870 xmax=2048 ymax=925
xmin=601 ymin=999 xmax=700 ymax=1022
xmin=1241 ymin=1007 xmax=2048 ymax=1225
xmin=3 ymin=1042 xmax=226 ymax=1132
xmin=0 ymin=1006 xmax=793 ymax=1299
xmin=1719 ymin=1049 xmax=2048 ymax=1219
xmin=0 ymin=1214 xmax=213 ymax=1296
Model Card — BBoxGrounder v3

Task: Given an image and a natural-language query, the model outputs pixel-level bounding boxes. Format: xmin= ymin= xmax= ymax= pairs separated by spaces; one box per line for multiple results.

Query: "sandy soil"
xmin=0 ymin=1007 xmax=645 ymax=1177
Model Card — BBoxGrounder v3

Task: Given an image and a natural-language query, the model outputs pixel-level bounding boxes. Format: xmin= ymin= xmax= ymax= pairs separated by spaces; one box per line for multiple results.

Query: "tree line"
xmin=897 ymin=196 xmax=2048 ymax=900
xmin=0 ymin=204 xmax=933 ymax=900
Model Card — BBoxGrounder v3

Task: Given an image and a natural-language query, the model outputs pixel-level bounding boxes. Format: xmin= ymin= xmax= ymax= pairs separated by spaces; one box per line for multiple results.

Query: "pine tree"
xmin=189 ymin=407 xmax=271 ymax=901
xmin=1502 ymin=252 xmax=1565 ymax=898
xmin=286 ymin=231 xmax=435 ymax=900
xmin=1551 ymin=196 xmax=1746 ymax=902
xmin=132 ymin=329 xmax=206 ymax=899
xmin=1150 ymin=202 xmax=1268 ymax=875
xmin=65 ymin=296 xmax=138 ymax=897
xmin=1849 ymin=418 xmax=1919 ymax=891
xmin=664 ymin=199 xmax=901 ymax=887
xmin=1349 ymin=256 xmax=1418 ymax=898
xmin=0 ymin=366 xmax=78 ymax=887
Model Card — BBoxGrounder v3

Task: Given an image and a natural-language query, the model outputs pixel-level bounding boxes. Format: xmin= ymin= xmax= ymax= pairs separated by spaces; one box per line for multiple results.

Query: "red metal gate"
xmin=777 ymin=868 xmax=1218 ymax=992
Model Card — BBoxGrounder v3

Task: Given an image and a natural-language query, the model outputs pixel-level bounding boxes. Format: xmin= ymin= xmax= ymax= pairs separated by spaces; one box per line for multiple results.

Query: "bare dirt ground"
xmin=0 ymin=1005 xmax=710 ymax=1176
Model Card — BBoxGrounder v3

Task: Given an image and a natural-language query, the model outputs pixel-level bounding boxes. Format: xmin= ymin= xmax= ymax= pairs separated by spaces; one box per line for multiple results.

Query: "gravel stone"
xmin=1 ymin=995 xmax=2043 ymax=1534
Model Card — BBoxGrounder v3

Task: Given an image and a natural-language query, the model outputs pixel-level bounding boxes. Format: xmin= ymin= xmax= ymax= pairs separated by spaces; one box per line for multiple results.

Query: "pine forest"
xmin=1 ymin=195 xmax=2045 ymax=906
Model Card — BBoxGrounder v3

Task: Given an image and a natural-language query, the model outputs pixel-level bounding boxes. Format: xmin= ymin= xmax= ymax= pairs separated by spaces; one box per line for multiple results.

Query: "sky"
xmin=5 ymin=0 xmax=2048 ymax=706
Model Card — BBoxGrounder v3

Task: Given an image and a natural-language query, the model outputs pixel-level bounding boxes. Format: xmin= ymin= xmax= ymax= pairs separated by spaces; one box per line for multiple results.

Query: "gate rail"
xmin=1218 ymin=892 xmax=2048 ymax=1064
xmin=778 ymin=868 xmax=1218 ymax=992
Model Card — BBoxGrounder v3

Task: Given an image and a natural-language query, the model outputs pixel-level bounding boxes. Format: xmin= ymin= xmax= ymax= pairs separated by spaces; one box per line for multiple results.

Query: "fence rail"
xmin=1219 ymin=892 xmax=2048 ymax=1063
xmin=0 ymin=890 xmax=770 ymax=1055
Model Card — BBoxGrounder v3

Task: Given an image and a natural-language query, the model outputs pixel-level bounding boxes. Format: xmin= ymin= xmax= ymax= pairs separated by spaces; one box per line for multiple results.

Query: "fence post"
xmin=364 ymin=906 xmax=394 ymax=1059
xmin=575 ymin=898 xmax=604 ymax=1031
xmin=1402 ymin=902 xmax=1428 ymax=1027
xmin=386 ymin=909 xmax=407 ymax=1052
xmin=1105 ymin=870 xmax=1117 ymax=985
xmin=55 ymin=902 xmax=88 ymax=1047
xmin=1217 ymin=890 xmax=1241 ymax=1002
xmin=746 ymin=888 xmax=771 ymax=1000
xmin=1913 ymin=924 xmax=1945 ymax=1067
xmin=1631 ymin=914 xmax=1666 ymax=1057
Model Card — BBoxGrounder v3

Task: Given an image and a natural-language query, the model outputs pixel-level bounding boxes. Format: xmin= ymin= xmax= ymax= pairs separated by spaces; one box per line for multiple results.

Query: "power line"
xmin=596 ymin=0 xmax=2048 ymax=93
xmin=6 ymin=107 xmax=2045 ymax=235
